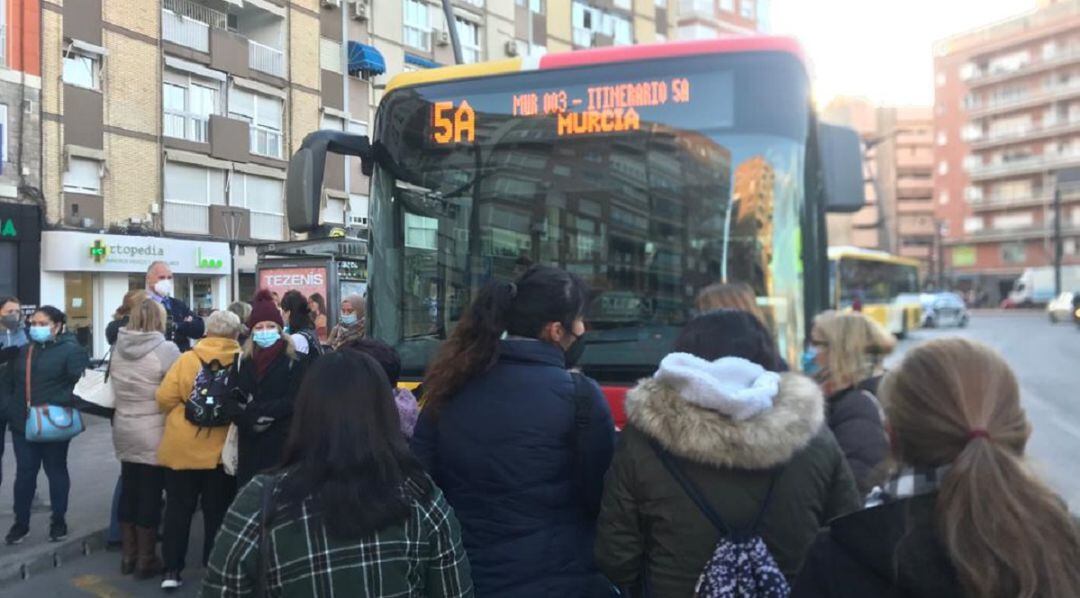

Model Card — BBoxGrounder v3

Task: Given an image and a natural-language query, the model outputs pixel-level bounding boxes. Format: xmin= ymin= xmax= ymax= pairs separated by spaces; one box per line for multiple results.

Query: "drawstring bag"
xmin=24 ymin=345 xmax=85 ymax=443
xmin=651 ymin=439 xmax=789 ymax=598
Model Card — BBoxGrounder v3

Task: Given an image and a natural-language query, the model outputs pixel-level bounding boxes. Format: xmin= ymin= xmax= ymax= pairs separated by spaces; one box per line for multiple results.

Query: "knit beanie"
xmin=248 ymin=289 xmax=284 ymax=329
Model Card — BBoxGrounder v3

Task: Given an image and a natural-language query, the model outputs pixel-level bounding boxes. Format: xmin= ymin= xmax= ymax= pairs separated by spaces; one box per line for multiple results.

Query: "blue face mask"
xmin=29 ymin=325 xmax=54 ymax=344
xmin=252 ymin=329 xmax=281 ymax=349
xmin=801 ymin=346 xmax=821 ymax=376
xmin=340 ymin=313 xmax=358 ymax=326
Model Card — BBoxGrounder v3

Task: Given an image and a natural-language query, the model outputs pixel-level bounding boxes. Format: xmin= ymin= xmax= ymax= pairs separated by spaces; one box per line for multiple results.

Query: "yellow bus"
xmin=828 ymin=246 xmax=922 ymax=337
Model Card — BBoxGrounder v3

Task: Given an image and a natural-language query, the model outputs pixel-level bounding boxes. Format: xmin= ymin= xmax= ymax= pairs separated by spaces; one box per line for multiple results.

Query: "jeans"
xmin=12 ymin=434 xmax=71 ymax=526
xmin=162 ymin=467 xmax=236 ymax=572
xmin=119 ymin=462 xmax=165 ymax=529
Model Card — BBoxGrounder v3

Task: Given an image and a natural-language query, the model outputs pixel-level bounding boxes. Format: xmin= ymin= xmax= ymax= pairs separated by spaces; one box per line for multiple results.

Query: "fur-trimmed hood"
xmin=626 ymin=371 xmax=826 ymax=470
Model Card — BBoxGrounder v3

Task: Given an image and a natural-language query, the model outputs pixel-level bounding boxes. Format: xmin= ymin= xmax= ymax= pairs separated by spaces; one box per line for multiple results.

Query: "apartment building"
xmin=934 ymin=0 xmax=1080 ymax=302
xmin=823 ymin=98 xmax=936 ymax=276
xmin=0 ymin=0 xmax=43 ymax=308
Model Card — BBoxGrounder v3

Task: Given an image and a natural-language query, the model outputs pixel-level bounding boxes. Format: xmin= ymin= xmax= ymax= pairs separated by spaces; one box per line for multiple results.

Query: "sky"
xmin=768 ymin=0 xmax=1038 ymax=107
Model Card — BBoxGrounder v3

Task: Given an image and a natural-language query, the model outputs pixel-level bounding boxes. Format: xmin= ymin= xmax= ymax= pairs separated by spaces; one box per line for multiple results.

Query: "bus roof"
xmin=828 ymin=246 xmax=921 ymax=268
xmin=384 ymin=36 xmax=807 ymax=94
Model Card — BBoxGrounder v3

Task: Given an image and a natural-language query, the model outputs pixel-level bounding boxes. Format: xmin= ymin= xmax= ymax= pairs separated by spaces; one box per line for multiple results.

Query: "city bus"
xmin=285 ymin=37 xmax=866 ymax=424
xmin=828 ymin=246 xmax=922 ymax=336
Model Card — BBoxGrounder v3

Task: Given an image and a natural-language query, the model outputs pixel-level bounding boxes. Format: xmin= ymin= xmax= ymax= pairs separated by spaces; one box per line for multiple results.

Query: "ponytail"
xmin=421 ymin=265 xmax=588 ymax=409
xmin=937 ymin=436 xmax=1080 ymax=598
xmin=883 ymin=338 xmax=1080 ymax=598
xmin=420 ymin=280 xmax=515 ymax=408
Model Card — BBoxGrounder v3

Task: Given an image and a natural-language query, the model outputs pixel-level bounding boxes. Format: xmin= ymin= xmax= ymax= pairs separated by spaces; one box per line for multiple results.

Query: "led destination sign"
xmin=428 ymin=71 xmax=729 ymax=146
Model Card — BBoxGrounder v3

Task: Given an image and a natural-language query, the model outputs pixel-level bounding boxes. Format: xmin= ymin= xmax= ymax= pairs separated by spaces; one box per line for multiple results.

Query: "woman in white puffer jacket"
xmin=111 ymin=296 xmax=180 ymax=579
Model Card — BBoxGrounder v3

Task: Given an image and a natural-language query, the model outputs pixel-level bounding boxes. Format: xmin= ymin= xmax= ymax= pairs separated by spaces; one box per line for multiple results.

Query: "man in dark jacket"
xmin=826 ymin=386 xmax=888 ymax=495
xmin=146 ymin=261 xmax=204 ymax=352
xmin=0 ymin=296 xmax=27 ymax=492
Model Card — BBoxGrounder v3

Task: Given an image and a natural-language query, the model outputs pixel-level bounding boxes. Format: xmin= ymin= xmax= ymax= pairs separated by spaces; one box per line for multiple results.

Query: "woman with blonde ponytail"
xmin=793 ymin=338 xmax=1080 ymax=598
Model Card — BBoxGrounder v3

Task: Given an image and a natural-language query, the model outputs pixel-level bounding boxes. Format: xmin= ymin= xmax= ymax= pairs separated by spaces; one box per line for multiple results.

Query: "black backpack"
xmin=185 ymin=357 xmax=238 ymax=430
xmin=295 ymin=329 xmax=324 ymax=358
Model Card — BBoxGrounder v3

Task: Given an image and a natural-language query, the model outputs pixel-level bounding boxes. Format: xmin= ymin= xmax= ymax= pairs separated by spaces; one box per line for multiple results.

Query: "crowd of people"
xmin=0 ymin=262 xmax=1078 ymax=597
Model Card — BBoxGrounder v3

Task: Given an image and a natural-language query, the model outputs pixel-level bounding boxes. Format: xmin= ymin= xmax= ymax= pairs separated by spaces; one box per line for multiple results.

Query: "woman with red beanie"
xmin=230 ymin=290 xmax=308 ymax=488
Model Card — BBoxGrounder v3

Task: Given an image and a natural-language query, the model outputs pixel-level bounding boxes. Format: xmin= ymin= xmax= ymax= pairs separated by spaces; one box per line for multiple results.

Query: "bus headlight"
xmin=1074 ymin=308 xmax=1080 ymax=319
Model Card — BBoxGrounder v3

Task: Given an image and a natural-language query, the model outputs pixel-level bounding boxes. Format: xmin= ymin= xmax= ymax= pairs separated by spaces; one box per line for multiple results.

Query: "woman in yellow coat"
xmin=155 ymin=310 xmax=243 ymax=591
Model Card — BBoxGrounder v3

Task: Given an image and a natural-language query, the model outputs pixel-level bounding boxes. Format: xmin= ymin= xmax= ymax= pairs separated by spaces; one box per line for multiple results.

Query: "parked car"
xmin=1047 ymin=292 xmax=1076 ymax=323
xmin=921 ymin=292 xmax=969 ymax=328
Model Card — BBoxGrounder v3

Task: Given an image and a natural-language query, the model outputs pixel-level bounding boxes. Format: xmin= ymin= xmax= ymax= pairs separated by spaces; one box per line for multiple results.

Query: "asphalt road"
xmin=3 ymin=312 xmax=1078 ymax=596
xmin=887 ymin=311 xmax=1080 ymax=511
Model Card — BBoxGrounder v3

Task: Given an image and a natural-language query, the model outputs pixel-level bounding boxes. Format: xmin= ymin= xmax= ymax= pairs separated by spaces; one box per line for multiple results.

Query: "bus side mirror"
xmin=817 ymin=123 xmax=866 ymax=213
xmin=285 ymin=131 xmax=375 ymax=234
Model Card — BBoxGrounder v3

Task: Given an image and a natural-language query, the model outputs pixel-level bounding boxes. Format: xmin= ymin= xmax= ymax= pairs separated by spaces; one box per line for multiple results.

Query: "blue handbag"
xmin=26 ymin=404 xmax=85 ymax=442
xmin=22 ymin=344 xmax=85 ymax=443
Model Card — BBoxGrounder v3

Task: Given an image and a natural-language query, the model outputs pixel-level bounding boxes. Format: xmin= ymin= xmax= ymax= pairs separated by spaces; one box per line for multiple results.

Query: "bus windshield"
xmin=370 ymin=52 xmax=810 ymax=382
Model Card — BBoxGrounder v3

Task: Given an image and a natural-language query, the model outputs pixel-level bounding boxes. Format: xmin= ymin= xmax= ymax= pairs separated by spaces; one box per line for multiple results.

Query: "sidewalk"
xmin=0 ymin=416 xmax=117 ymax=586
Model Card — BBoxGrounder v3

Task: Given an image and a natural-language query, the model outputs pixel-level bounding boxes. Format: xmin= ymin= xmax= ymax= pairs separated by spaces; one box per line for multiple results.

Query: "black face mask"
xmin=563 ymin=331 xmax=587 ymax=369
xmin=1 ymin=314 xmax=20 ymax=331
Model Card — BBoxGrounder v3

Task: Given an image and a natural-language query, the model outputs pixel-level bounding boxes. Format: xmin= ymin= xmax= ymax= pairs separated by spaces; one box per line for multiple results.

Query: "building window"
xmin=936 ymin=131 xmax=947 ymax=146
xmin=320 ymin=38 xmax=343 ymax=74
xmin=63 ymin=52 xmax=99 ymax=90
xmin=0 ymin=104 xmax=7 ymax=166
xmin=937 ymin=161 xmax=949 ymax=175
xmin=403 ymin=0 xmax=431 ymax=52
xmin=229 ymin=88 xmax=284 ymax=159
xmin=163 ymin=163 xmax=226 ymax=235
xmin=939 ymin=190 xmax=950 ymax=205
xmin=679 ymin=23 xmax=715 ymax=39
xmin=405 ymin=213 xmax=438 ymax=249
xmin=740 ymin=0 xmax=755 ymax=19
xmin=963 ymin=216 xmax=983 ymax=233
xmin=573 ymin=1 xmax=632 ymax=47
xmin=936 ymin=72 xmax=946 ymax=87
xmin=349 ymin=194 xmax=369 ymax=227
xmin=719 ymin=0 xmax=734 ymax=11
xmin=163 ymin=73 xmax=219 ymax=143
xmin=323 ymin=196 xmax=347 ymax=225
xmin=1065 ymin=238 xmax=1077 ymax=256
xmin=992 ymin=212 xmax=1033 ymax=230
xmin=230 ymin=173 xmax=285 ymax=240
xmin=515 ymin=0 xmax=545 ymax=13
xmin=655 ymin=0 xmax=667 ymax=7
xmin=62 ymin=158 xmax=101 ymax=194
xmin=321 ymin=112 xmax=345 ymax=131
xmin=455 ymin=18 xmax=481 ymax=64
xmin=1001 ymin=242 xmax=1027 ymax=264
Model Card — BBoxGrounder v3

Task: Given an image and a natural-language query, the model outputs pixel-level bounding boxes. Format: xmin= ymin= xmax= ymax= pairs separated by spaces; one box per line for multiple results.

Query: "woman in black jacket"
xmin=793 ymin=339 xmax=1080 ymax=598
xmin=3 ymin=306 xmax=89 ymax=545
xmin=231 ymin=290 xmax=306 ymax=488
xmin=806 ymin=311 xmax=894 ymax=494
xmin=412 ymin=265 xmax=615 ymax=597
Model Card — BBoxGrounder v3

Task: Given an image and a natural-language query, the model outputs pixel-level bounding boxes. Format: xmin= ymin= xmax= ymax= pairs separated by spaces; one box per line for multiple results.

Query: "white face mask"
xmin=154 ymin=279 xmax=174 ymax=298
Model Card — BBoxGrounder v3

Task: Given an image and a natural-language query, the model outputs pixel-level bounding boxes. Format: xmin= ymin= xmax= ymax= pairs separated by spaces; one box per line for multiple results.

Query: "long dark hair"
xmin=276 ymin=351 xmax=430 ymax=539
xmin=280 ymin=290 xmax=315 ymax=332
xmin=423 ymin=265 xmax=589 ymax=407
xmin=674 ymin=309 xmax=781 ymax=371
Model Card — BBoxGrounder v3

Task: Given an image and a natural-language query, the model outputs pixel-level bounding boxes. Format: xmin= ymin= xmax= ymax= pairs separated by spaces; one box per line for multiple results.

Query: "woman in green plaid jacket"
xmin=201 ymin=351 xmax=472 ymax=597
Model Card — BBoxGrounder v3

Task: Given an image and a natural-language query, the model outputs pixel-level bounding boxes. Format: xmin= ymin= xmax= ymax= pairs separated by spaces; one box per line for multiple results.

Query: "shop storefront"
xmin=41 ymin=231 xmax=231 ymax=358
xmin=0 ymin=203 xmax=42 ymax=309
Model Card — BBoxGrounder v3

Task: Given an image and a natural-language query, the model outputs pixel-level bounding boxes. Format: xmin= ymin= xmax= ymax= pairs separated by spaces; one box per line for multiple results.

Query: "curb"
xmin=0 ymin=527 xmax=109 ymax=588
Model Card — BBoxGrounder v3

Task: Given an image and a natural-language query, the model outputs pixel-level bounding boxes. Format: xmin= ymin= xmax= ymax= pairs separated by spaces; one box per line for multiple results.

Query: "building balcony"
xmin=898 ymin=200 xmax=935 ymax=214
xmin=970 ymin=194 xmax=1051 ymax=212
xmin=965 ymin=48 xmax=1080 ymax=88
xmin=249 ymin=40 xmax=284 ymax=78
xmin=969 ymin=118 xmax=1080 ymax=150
xmin=957 ymin=223 xmax=1080 ymax=244
xmin=966 ymin=151 xmax=1080 ymax=181
xmin=162 ymin=6 xmax=212 ymax=53
xmin=967 ymin=80 xmax=1080 ymax=119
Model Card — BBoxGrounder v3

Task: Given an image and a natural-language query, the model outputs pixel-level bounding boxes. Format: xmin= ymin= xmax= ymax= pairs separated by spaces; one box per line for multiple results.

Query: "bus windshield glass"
xmin=370 ymin=52 xmax=810 ymax=381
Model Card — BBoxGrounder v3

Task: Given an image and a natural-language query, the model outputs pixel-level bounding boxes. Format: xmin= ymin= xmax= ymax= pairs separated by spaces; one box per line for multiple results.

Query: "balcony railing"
xmin=967 ymin=80 xmax=1080 ymax=118
xmin=162 ymin=9 xmax=210 ymax=53
xmin=0 ymin=24 xmax=6 ymax=67
xmin=249 ymin=40 xmax=284 ymax=78
xmin=163 ymin=0 xmax=228 ymax=30
xmin=164 ymin=201 xmax=211 ymax=235
xmin=970 ymin=118 xmax=1080 ymax=149
xmin=965 ymin=48 xmax=1080 ymax=87
xmin=966 ymin=151 xmax=1080 ymax=180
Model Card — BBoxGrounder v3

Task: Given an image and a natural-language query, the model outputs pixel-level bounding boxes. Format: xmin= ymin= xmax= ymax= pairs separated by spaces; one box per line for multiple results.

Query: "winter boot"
xmin=120 ymin=522 xmax=137 ymax=575
xmin=135 ymin=526 xmax=164 ymax=580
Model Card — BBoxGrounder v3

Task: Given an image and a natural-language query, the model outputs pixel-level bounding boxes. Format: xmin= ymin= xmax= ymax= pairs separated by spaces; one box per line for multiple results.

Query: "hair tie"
xmin=967 ymin=429 xmax=991 ymax=442
xmin=507 ymin=283 xmax=518 ymax=299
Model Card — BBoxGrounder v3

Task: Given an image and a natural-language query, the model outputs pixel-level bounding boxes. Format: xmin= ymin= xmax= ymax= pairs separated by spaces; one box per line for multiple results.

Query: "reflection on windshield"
xmin=371 ymin=56 xmax=809 ymax=380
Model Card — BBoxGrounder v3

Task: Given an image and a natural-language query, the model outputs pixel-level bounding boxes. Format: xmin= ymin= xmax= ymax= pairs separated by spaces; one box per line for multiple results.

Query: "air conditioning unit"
xmin=505 ymin=40 xmax=519 ymax=57
xmin=436 ymin=29 xmax=451 ymax=46
xmin=321 ymin=0 xmax=341 ymax=7
xmin=351 ymin=0 xmax=369 ymax=20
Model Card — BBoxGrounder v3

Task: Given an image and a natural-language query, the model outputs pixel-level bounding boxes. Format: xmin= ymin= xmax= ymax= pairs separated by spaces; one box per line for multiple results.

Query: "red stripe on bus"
xmin=537 ymin=36 xmax=807 ymax=71
xmin=601 ymin=385 xmax=630 ymax=430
